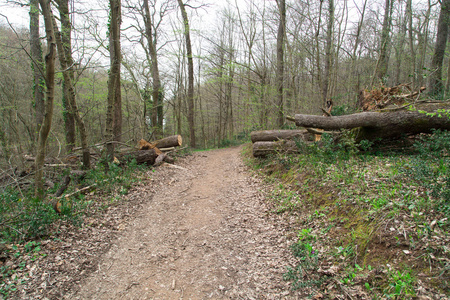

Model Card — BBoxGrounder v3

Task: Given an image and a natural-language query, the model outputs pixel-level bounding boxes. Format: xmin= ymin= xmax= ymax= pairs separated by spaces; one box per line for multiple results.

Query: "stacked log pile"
xmin=119 ymin=135 xmax=182 ymax=165
xmin=250 ymin=130 xmax=310 ymax=157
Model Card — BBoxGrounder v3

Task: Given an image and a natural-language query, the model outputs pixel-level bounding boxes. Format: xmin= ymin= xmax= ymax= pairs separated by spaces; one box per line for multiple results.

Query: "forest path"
xmin=67 ymin=146 xmax=296 ymax=299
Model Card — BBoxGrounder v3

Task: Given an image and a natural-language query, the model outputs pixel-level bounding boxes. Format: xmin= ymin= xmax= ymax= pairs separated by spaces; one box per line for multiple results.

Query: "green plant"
xmin=284 ymin=240 xmax=322 ymax=290
xmin=383 ymin=270 xmax=416 ymax=298
xmin=297 ymin=228 xmax=316 ymax=242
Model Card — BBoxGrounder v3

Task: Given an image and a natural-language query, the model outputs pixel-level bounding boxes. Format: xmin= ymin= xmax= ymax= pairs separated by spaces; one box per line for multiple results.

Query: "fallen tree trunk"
xmin=250 ymin=129 xmax=308 ymax=143
xmin=118 ymin=149 xmax=159 ymax=165
xmin=292 ymin=102 xmax=450 ymax=141
xmin=253 ymin=140 xmax=300 ymax=157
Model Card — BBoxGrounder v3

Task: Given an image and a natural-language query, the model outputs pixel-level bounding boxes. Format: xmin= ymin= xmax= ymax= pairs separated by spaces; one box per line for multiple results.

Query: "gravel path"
xmin=67 ymin=146 xmax=297 ymax=299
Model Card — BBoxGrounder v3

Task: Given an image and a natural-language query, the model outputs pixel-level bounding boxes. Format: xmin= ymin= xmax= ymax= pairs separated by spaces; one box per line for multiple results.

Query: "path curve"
xmin=68 ymin=146 xmax=296 ymax=299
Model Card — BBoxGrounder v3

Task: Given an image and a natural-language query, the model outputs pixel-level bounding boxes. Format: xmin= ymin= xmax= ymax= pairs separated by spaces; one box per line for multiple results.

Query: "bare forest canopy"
xmin=0 ymin=0 xmax=449 ymax=169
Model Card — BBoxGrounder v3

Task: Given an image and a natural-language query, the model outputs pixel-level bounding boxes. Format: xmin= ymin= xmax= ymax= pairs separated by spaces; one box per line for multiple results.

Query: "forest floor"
xmin=5 ymin=143 xmax=449 ymax=299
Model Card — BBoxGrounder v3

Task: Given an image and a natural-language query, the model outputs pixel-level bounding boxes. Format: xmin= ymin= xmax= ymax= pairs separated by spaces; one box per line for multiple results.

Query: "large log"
xmin=253 ymin=140 xmax=300 ymax=157
xmin=250 ymin=130 xmax=308 ymax=143
xmin=292 ymin=102 xmax=450 ymax=141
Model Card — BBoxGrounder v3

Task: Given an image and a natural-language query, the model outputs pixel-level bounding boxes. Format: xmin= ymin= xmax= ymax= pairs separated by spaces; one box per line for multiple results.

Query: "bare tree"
xmin=177 ymin=0 xmax=195 ymax=147
xmin=35 ymin=0 xmax=56 ymax=199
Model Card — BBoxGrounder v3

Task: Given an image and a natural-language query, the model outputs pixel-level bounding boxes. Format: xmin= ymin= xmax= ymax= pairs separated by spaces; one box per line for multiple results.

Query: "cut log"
xmin=152 ymin=135 xmax=182 ymax=148
xmin=291 ymin=102 xmax=450 ymax=141
xmin=250 ymin=130 xmax=308 ymax=143
xmin=139 ymin=135 xmax=182 ymax=150
xmin=253 ymin=140 xmax=300 ymax=157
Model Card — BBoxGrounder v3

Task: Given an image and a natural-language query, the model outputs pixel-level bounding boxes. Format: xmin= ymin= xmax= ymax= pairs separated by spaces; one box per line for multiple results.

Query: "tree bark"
xmin=250 ymin=130 xmax=307 ymax=143
xmin=252 ymin=140 xmax=300 ymax=157
xmin=177 ymin=0 xmax=195 ymax=148
xmin=292 ymin=102 xmax=450 ymax=141
xmin=429 ymin=0 xmax=450 ymax=96
xmin=35 ymin=0 xmax=57 ymax=199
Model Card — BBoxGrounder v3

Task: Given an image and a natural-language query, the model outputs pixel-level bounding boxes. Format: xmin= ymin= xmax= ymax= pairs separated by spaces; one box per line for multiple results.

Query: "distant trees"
xmin=0 ymin=0 xmax=448 ymax=185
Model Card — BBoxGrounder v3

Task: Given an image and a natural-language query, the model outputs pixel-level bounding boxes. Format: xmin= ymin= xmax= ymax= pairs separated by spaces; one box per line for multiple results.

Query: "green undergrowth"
xmin=0 ymin=159 xmax=152 ymax=297
xmin=244 ymin=129 xmax=450 ymax=298
xmin=0 ymin=159 xmax=149 ymax=242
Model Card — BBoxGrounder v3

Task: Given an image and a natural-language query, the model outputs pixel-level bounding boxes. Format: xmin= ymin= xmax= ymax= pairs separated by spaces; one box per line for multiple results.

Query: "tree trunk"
xmin=143 ymin=0 xmax=163 ymax=138
xmin=429 ymin=0 xmax=450 ymax=97
xmin=54 ymin=0 xmax=90 ymax=169
xmin=35 ymin=0 xmax=57 ymax=199
xmin=250 ymin=130 xmax=307 ymax=143
xmin=29 ymin=0 xmax=45 ymax=144
xmin=291 ymin=102 xmax=450 ymax=141
xmin=275 ymin=0 xmax=286 ymax=127
xmin=375 ymin=0 xmax=393 ymax=84
xmin=177 ymin=0 xmax=195 ymax=148
xmin=106 ymin=0 xmax=122 ymax=162
xmin=323 ymin=0 xmax=334 ymax=105
xmin=407 ymin=0 xmax=416 ymax=90
xmin=252 ymin=140 xmax=300 ymax=157
xmin=55 ymin=0 xmax=76 ymax=153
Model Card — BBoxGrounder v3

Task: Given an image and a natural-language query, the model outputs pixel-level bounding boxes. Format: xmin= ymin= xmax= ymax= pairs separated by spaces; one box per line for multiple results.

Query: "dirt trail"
xmin=67 ymin=146 xmax=296 ymax=299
